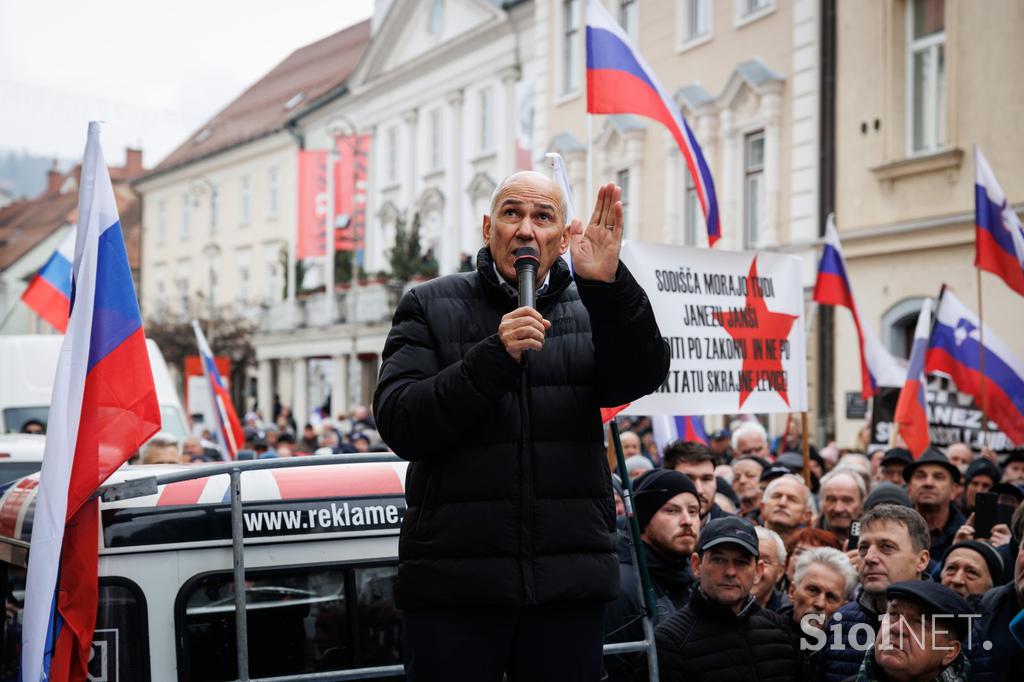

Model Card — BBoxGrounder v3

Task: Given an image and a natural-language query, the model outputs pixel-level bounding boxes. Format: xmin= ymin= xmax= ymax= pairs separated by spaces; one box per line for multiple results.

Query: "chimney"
xmin=124 ymin=147 xmax=143 ymax=178
xmin=46 ymin=160 xmax=62 ymax=195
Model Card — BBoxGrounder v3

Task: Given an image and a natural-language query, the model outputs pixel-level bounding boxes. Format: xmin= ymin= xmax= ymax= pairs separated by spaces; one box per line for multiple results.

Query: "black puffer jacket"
xmin=374 ymin=248 xmax=670 ymax=610
xmin=647 ymin=589 xmax=798 ymax=682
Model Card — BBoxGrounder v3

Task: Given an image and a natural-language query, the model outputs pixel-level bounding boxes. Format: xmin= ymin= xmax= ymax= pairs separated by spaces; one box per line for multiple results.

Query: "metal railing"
xmin=97 ymin=453 xmax=657 ymax=682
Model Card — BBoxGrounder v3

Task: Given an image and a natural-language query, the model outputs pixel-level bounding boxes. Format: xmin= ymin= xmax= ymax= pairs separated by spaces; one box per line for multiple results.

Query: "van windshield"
xmin=177 ymin=564 xmax=401 ymax=681
xmin=2 ymin=407 xmax=49 ymax=434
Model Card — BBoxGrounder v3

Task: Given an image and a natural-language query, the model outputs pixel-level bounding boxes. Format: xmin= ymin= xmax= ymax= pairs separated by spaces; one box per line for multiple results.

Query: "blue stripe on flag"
xmin=88 ymin=221 xmax=143 ymax=371
xmin=585 ymin=27 xmax=659 ymax=94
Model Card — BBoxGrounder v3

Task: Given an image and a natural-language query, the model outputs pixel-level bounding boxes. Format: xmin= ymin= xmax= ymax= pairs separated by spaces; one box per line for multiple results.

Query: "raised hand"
xmin=570 ymin=182 xmax=624 ymax=283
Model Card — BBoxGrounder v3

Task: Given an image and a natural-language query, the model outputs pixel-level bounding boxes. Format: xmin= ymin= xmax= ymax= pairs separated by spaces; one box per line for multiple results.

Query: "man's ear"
xmin=788 ymin=580 xmax=796 ymax=602
xmin=482 ymin=214 xmax=491 ymax=247
xmin=915 ymin=549 xmax=931 ymax=575
xmin=690 ymin=552 xmax=701 ymax=579
xmin=755 ymin=558 xmax=766 ymax=584
xmin=558 ymin=221 xmax=572 ymax=255
xmin=940 ymin=639 xmax=961 ymax=667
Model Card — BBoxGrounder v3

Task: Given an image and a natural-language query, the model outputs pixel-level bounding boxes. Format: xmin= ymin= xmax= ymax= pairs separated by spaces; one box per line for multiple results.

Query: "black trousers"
xmin=402 ymin=602 xmax=606 ymax=682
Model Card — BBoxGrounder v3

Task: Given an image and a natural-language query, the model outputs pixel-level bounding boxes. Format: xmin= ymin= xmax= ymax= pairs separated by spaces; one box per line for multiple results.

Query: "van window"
xmin=176 ymin=564 xmax=401 ymax=681
xmin=1 ymin=573 xmax=149 ymax=682
xmin=2 ymin=407 xmax=49 ymax=434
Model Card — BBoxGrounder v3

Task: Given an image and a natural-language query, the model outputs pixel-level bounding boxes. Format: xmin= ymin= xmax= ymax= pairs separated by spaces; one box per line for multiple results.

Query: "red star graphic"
xmin=712 ymin=257 xmax=798 ymax=409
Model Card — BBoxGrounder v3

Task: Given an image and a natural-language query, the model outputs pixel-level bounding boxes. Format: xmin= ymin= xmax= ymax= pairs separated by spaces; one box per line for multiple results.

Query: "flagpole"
xmin=976 ymin=268 xmax=989 ymax=446
xmin=586 ymin=114 xmax=594 ymax=211
xmin=801 ymin=412 xmax=811 ymax=488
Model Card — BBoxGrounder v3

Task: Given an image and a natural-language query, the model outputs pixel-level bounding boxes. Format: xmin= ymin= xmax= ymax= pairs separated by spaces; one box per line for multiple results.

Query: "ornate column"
xmin=761 ymin=92 xmax=782 ymax=247
xmin=403 ymin=108 xmax=419 ymax=226
xmin=500 ymin=66 xmax=520 ymax=175
xmin=446 ymin=89 xmax=465 ymax=273
xmin=332 ymin=353 xmax=349 ymax=419
xmin=257 ymin=359 xmax=273 ymax=420
xmin=292 ymin=357 xmax=308 ymax=428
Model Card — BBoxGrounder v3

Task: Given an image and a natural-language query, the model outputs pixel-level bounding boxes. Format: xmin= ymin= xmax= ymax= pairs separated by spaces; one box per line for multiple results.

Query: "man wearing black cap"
xmin=940 ymin=541 xmax=1003 ymax=599
xmin=856 ymin=581 xmax=974 ymax=682
xmin=1002 ymin=449 xmax=1024 ymax=485
xmin=604 ymin=470 xmax=701 ymax=680
xmin=879 ymin=448 xmax=913 ymax=486
xmin=649 ymin=516 xmax=798 ymax=681
xmin=962 ymin=459 xmax=1001 ymax=516
xmin=905 ymin=447 xmax=966 ymax=562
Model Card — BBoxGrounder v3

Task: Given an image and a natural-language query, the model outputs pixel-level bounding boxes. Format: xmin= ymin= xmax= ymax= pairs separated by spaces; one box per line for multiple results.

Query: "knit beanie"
xmin=633 ymin=469 xmax=700 ymax=530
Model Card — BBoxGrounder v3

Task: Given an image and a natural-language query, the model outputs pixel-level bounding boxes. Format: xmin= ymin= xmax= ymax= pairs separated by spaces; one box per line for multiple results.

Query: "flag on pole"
xmin=651 ymin=415 xmax=708 ymax=454
xmin=926 ymin=289 xmax=1024 ymax=444
xmin=546 ymin=152 xmax=578 ymax=277
xmin=974 ymin=147 xmax=1024 ymax=297
xmin=191 ymin=320 xmax=244 ymax=460
xmin=21 ymin=228 xmax=76 ymax=332
xmin=893 ymin=299 xmax=933 ymax=457
xmin=584 ymin=0 xmax=720 ymax=245
xmin=21 ymin=122 xmax=160 ymax=682
xmin=813 ymin=214 xmax=905 ymax=398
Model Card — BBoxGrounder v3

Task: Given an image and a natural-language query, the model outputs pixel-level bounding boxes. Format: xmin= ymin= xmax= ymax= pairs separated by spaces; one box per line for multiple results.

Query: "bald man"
xmin=375 ymin=170 xmax=669 ymax=681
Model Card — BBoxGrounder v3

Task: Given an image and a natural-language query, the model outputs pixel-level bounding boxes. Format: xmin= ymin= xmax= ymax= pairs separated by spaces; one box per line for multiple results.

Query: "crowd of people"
xmin=135 ymin=404 xmax=388 ymax=464
xmin=605 ymin=415 xmax=1024 ymax=681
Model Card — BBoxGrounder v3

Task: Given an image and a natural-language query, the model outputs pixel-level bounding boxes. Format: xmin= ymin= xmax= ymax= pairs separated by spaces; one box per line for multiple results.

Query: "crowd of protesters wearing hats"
xmin=605 ymin=415 xmax=1024 ymax=681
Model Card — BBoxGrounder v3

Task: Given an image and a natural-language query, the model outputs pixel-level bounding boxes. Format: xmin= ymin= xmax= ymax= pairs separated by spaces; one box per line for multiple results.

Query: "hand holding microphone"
xmin=498 ymin=247 xmax=550 ymax=363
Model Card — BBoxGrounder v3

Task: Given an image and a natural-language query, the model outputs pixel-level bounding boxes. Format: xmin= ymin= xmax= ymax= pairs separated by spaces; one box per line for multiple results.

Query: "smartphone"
xmin=974 ymin=492 xmax=998 ymax=539
xmin=848 ymin=521 xmax=861 ymax=551
xmin=997 ymin=503 xmax=1016 ymax=528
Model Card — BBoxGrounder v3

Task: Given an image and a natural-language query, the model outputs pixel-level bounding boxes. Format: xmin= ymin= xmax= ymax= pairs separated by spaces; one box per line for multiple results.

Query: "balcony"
xmin=257 ymin=281 xmax=404 ymax=333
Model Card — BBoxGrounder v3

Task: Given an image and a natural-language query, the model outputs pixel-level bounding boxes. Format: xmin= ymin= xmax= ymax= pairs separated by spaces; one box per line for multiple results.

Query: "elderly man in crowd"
xmin=904 ymin=448 xmax=965 ymax=562
xmin=604 ymin=470 xmax=701 ymax=680
xmin=752 ymin=526 xmax=788 ymax=610
xmin=945 ymin=442 xmax=973 ymax=476
xmin=760 ymin=474 xmax=813 ymax=546
xmin=651 ymin=516 xmax=798 ymax=682
xmin=817 ymin=469 xmax=866 ymax=547
xmin=939 ymin=540 xmax=1003 ymax=599
xmin=733 ymin=455 xmax=768 ymax=517
xmin=374 ymin=172 xmax=669 ymax=681
xmin=139 ymin=433 xmax=183 ymax=465
xmin=818 ymin=504 xmax=932 ymax=682
xmin=732 ymin=422 xmax=771 ymax=459
xmin=857 ymin=582 xmax=974 ymax=682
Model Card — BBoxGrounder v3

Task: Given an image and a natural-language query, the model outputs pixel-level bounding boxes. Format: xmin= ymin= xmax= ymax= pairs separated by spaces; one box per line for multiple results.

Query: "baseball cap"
xmin=697 ymin=516 xmax=759 ymax=558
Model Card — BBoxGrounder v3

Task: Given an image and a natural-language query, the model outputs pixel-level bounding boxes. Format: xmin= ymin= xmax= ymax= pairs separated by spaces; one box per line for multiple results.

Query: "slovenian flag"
xmin=21 ymin=228 xmax=75 ymax=332
xmin=893 ymin=299 xmax=933 ymax=457
xmin=926 ymin=288 xmax=1024 ymax=445
xmin=652 ymin=415 xmax=708 ymax=454
xmin=584 ymin=0 xmax=720 ymax=246
xmin=813 ymin=214 xmax=904 ymax=398
xmin=192 ymin=320 xmax=244 ymax=460
xmin=21 ymin=123 xmax=161 ymax=682
xmin=974 ymin=147 xmax=1024 ymax=297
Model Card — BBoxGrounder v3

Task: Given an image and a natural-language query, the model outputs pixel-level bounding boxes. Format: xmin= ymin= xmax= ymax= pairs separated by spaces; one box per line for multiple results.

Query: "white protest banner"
xmin=620 ymin=241 xmax=808 ymax=416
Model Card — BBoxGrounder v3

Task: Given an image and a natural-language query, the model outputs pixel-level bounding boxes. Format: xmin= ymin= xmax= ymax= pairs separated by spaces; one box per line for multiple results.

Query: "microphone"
xmin=514 ymin=247 xmax=540 ymax=309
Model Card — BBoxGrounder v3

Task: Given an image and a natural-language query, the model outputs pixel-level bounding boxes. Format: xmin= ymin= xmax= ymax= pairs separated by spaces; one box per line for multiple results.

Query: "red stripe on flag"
xmin=157 ymin=478 xmax=208 ymax=506
xmin=926 ymin=347 xmax=1024 ymax=444
xmin=21 ymin=276 xmax=70 ymax=332
xmin=53 ymin=498 xmax=100 ymax=682
xmin=894 ymin=379 xmax=930 ymax=457
xmin=272 ymin=464 xmax=404 ymax=499
xmin=601 ymin=404 xmax=630 ymax=424
xmin=975 ymin=226 xmax=1024 ymax=297
xmin=66 ymin=327 xmax=161 ymax=518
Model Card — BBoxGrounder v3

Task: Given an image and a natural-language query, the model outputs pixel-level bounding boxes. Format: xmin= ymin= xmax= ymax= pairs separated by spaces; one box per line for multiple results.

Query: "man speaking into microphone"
xmin=373 ymin=170 xmax=669 ymax=681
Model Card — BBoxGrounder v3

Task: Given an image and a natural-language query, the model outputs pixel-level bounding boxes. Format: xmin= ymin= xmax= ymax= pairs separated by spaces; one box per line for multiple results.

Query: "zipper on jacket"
xmin=518 ymin=355 xmax=536 ymax=604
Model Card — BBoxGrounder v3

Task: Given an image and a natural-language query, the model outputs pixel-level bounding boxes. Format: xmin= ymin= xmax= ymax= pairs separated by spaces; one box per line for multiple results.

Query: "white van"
xmin=0 ymin=335 xmax=188 ymax=442
xmin=0 ymin=455 xmax=407 ymax=681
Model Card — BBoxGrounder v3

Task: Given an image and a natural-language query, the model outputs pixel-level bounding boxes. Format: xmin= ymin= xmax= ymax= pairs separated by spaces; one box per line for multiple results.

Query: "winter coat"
xmin=817 ymin=591 xmax=880 ymax=682
xmin=647 ymin=588 xmax=798 ymax=682
xmin=968 ymin=582 xmax=1024 ymax=682
xmin=374 ymin=248 xmax=670 ymax=609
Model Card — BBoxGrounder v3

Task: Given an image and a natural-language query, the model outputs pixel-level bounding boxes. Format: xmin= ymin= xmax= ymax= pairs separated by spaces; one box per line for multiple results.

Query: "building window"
xmin=240 ymin=175 xmax=252 ymax=225
xmin=267 ymin=166 xmax=279 ymax=218
xmin=619 ymin=0 xmax=638 ymax=42
xmin=478 ymin=88 xmax=493 ymax=152
xmin=180 ymin=194 xmax=190 ymax=241
xmin=743 ymin=131 xmax=764 ymax=248
xmin=907 ymin=0 xmax=945 ymax=155
xmin=562 ymin=0 xmax=581 ymax=95
xmin=210 ymin=184 xmax=220 ymax=234
xmin=679 ymin=0 xmax=711 ymax=45
xmin=429 ymin=108 xmax=443 ymax=170
xmin=386 ymin=126 xmax=398 ymax=183
xmin=176 ymin=260 xmax=190 ymax=313
xmin=742 ymin=0 xmax=772 ymax=17
xmin=157 ymin=200 xmax=167 ymax=244
xmin=684 ymin=167 xmax=699 ymax=245
xmin=427 ymin=0 xmax=444 ymax=35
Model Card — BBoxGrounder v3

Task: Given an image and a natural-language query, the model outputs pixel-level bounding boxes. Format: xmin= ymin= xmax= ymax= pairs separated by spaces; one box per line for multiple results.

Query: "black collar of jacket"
xmin=691 ymin=587 xmax=759 ymax=622
xmin=476 ymin=246 xmax=572 ymax=309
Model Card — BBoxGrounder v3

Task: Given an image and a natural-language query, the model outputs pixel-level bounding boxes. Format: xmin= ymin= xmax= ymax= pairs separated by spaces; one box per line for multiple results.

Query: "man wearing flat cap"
xmin=604 ymin=469 xmax=702 ymax=680
xmin=649 ymin=516 xmax=798 ymax=681
xmin=905 ymin=447 xmax=966 ymax=562
xmin=856 ymin=581 xmax=974 ymax=682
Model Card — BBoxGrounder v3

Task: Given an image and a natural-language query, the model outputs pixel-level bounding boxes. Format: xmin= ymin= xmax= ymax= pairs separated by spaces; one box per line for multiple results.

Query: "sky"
xmin=0 ymin=0 xmax=374 ymax=168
